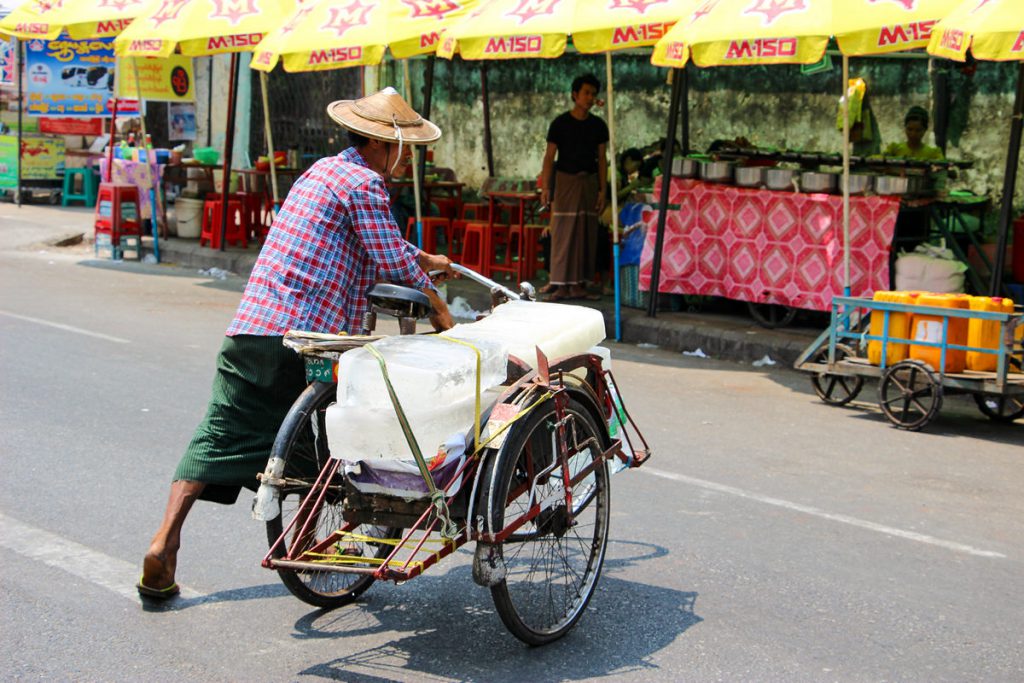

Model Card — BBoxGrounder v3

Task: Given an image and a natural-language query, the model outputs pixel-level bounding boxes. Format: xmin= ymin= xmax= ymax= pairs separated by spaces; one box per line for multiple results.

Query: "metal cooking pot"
xmin=699 ymin=160 xmax=734 ymax=183
xmin=874 ymin=175 xmax=909 ymax=195
xmin=845 ymin=174 xmax=874 ymax=195
xmin=765 ymin=167 xmax=798 ymax=191
xmin=672 ymin=156 xmax=699 ymax=178
xmin=800 ymin=171 xmax=838 ymax=193
xmin=735 ymin=166 xmax=766 ymax=188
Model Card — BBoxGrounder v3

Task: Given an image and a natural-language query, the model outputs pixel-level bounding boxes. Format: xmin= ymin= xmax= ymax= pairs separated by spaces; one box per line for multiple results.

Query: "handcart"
xmin=795 ymin=295 xmax=1024 ymax=430
xmin=251 ymin=265 xmax=651 ymax=645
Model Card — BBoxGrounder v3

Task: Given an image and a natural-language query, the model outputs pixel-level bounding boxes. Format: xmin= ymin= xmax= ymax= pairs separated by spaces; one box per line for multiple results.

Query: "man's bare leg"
xmin=141 ymin=480 xmax=206 ymax=591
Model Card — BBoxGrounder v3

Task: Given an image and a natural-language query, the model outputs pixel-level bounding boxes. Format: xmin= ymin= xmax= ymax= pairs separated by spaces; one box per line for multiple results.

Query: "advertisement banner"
xmin=24 ymin=36 xmax=116 ymax=117
xmin=1 ymin=37 xmax=14 ymax=87
xmin=0 ymin=134 xmax=66 ymax=189
xmin=39 ymin=117 xmax=105 ymax=135
xmin=116 ymin=55 xmax=194 ymax=102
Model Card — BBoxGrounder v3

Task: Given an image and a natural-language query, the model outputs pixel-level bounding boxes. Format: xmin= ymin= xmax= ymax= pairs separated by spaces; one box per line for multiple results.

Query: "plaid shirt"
xmin=227 ymin=147 xmax=430 ymax=336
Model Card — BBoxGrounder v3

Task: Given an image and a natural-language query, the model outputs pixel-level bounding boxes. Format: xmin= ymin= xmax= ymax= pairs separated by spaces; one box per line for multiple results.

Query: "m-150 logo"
xmin=612 ymin=23 xmax=671 ymax=45
xmin=877 ymin=20 xmax=936 ymax=47
xmin=308 ymin=46 xmax=364 ymax=65
xmin=206 ymin=33 xmax=263 ymax=49
xmin=724 ymin=36 xmax=798 ymax=59
xmin=484 ymin=35 xmax=543 ymax=54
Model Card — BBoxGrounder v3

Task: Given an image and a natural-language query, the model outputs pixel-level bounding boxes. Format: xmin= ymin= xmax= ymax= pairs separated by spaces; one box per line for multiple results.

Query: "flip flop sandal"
xmin=137 ymin=576 xmax=181 ymax=600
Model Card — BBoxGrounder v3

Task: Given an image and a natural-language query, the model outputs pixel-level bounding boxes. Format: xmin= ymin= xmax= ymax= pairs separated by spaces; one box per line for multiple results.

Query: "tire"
xmin=809 ymin=343 xmax=864 ymax=406
xmin=265 ymin=381 xmax=394 ymax=609
xmin=973 ymin=394 xmax=1024 ymax=423
xmin=747 ymin=301 xmax=797 ymax=329
xmin=481 ymin=394 xmax=610 ymax=646
xmin=878 ymin=360 xmax=943 ymax=431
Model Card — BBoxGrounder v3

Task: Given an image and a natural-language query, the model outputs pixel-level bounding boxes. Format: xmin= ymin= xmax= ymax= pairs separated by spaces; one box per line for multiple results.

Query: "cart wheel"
xmin=265 ymin=381 xmax=395 ymax=609
xmin=972 ymin=394 xmax=1024 ymax=423
xmin=809 ymin=344 xmax=864 ymax=406
xmin=479 ymin=393 xmax=610 ymax=646
xmin=747 ymin=301 xmax=797 ymax=329
xmin=878 ymin=360 xmax=943 ymax=431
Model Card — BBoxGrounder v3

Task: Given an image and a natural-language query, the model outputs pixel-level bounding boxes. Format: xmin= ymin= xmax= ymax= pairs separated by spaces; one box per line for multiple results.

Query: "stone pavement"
xmin=0 ymin=200 xmax=823 ymax=366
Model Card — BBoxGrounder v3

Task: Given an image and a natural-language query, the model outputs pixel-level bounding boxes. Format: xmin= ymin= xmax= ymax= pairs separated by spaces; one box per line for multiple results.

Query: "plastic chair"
xmin=459 ymin=202 xmax=489 ymax=221
xmin=448 ymin=219 xmax=470 ymax=258
xmin=200 ymin=197 xmax=248 ymax=249
xmin=94 ymin=182 xmax=142 ymax=259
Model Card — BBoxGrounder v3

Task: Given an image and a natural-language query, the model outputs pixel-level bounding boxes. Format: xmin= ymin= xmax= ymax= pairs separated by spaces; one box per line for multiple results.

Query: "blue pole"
xmin=149 ymin=188 xmax=160 ymax=263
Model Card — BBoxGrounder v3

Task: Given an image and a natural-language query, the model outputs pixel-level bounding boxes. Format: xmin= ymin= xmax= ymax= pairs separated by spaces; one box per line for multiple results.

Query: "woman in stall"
xmin=883 ymin=106 xmax=944 ymax=162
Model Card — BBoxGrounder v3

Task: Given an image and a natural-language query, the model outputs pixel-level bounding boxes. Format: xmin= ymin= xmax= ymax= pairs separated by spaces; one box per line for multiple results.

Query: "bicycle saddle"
xmin=367 ymin=283 xmax=432 ymax=319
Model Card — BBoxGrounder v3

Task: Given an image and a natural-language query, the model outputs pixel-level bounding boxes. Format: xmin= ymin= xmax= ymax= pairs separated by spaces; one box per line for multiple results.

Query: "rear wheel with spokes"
xmin=973 ymin=393 xmax=1024 ymax=423
xmin=481 ymin=394 xmax=610 ymax=646
xmin=265 ymin=381 xmax=395 ymax=609
xmin=878 ymin=360 xmax=943 ymax=431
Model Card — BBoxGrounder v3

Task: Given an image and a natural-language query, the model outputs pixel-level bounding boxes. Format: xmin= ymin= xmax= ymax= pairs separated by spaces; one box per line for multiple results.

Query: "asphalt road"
xmin=1 ymin=239 xmax=1023 ymax=682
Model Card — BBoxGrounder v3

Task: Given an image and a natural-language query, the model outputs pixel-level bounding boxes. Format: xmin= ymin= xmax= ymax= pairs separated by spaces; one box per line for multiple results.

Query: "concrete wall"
xmin=417 ymin=54 xmax=1020 ymax=217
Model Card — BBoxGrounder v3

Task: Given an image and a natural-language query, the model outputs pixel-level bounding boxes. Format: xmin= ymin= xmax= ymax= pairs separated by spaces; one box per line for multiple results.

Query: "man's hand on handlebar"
xmin=418 ymin=251 xmax=457 ymax=283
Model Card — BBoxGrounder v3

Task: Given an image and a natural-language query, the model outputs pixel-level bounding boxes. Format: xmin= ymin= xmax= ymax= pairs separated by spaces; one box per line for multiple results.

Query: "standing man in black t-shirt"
xmin=539 ymin=73 xmax=609 ymax=301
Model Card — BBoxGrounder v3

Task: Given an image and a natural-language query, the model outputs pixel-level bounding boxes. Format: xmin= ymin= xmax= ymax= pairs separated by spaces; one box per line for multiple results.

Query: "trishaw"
xmin=796 ymin=295 xmax=1024 ymax=431
xmin=251 ymin=265 xmax=650 ymax=645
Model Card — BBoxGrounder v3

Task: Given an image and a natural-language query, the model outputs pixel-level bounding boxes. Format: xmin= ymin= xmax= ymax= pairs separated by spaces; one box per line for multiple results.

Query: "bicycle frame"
xmin=262 ymin=348 xmax=651 ymax=584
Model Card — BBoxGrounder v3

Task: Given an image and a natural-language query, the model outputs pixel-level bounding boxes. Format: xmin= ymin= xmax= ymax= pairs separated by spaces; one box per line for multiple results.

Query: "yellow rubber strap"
xmin=435 ymin=335 xmax=483 ymax=448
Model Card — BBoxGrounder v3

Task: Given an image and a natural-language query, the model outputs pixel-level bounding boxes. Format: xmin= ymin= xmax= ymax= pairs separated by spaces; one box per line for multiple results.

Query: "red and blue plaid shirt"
xmin=227 ymin=147 xmax=430 ymax=336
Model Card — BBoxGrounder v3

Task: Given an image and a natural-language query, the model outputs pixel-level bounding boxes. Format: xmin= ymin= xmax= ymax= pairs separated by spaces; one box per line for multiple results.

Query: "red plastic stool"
xmin=404 ymin=216 xmax=450 ymax=253
xmin=200 ymin=197 xmax=248 ymax=249
xmin=236 ymin=191 xmax=265 ymax=241
xmin=456 ymin=222 xmax=490 ymax=276
xmin=449 ymin=219 xmax=470 ymax=258
xmin=459 ymin=202 xmax=489 ymax=221
xmin=94 ymin=182 xmax=142 ymax=258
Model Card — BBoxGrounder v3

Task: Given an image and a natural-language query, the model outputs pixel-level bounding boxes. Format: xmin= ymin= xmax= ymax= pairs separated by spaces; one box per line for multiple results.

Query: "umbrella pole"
xmin=989 ymin=61 xmax=1024 ymax=296
xmin=679 ymin=66 xmax=690 ymax=154
xmin=132 ymin=58 xmax=160 ymax=262
xmin=219 ymin=52 xmax=240 ymax=252
xmin=842 ymin=54 xmax=851 ymax=296
xmin=416 ymin=56 xmax=435 ymax=220
xmin=606 ymin=53 xmax=621 ymax=341
xmin=107 ymin=61 xmax=119 ymax=184
xmin=481 ymin=63 xmax=494 ymax=177
xmin=647 ymin=68 xmax=683 ymax=319
xmin=259 ymin=70 xmax=280 ymax=212
xmin=16 ymin=38 xmax=22 ymax=207
xmin=404 ymin=60 xmax=424 ymax=249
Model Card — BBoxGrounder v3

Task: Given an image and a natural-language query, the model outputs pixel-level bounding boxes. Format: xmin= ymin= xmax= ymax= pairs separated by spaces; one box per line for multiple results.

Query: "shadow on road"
xmin=288 ymin=539 xmax=701 ymax=681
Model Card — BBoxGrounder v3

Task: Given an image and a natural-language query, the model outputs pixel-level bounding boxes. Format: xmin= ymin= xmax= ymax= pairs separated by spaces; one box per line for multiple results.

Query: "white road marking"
xmin=0 ymin=309 xmax=130 ymax=344
xmin=0 ymin=512 xmax=200 ymax=603
xmin=641 ymin=467 xmax=1006 ymax=559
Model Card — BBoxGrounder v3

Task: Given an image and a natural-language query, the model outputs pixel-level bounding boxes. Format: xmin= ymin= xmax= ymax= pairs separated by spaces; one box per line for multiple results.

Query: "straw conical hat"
xmin=327 ymin=87 xmax=441 ymax=145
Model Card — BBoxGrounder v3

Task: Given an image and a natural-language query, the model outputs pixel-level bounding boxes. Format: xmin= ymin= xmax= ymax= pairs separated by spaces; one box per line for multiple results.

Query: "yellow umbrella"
xmin=928 ymin=0 xmax=1023 ymax=61
xmin=652 ymin=0 xmax=832 ymax=68
xmin=928 ymin=0 xmax=1024 ymax=294
xmin=0 ymin=0 xmax=59 ymax=39
xmin=0 ymin=0 xmax=149 ymax=40
xmin=836 ymin=0 xmax=963 ymax=56
xmin=114 ymin=0 xmax=296 ymax=58
xmin=252 ymin=0 xmax=477 ymax=73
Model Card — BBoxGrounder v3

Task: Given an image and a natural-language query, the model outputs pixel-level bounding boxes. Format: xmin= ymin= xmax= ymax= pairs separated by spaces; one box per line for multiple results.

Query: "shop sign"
xmin=115 ymin=55 xmax=194 ymax=102
xmin=25 ymin=36 xmax=116 ymax=117
xmin=0 ymin=134 xmax=66 ymax=189
xmin=39 ymin=117 xmax=105 ymax=135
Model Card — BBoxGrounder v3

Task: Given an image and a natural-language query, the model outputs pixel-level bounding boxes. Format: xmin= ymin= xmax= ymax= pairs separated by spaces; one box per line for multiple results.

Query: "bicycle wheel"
xmin=265 ymin=382 xmax=392 ymax=609
xmin=482 ymin=394 xmax=610 ymax=646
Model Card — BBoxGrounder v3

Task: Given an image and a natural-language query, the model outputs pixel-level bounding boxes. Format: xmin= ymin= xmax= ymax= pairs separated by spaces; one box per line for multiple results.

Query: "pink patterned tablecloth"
xmin=98 ymin=158 xmax=164 ymax=221
xmin=639 ymin=178 xmax=900 ymax=312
